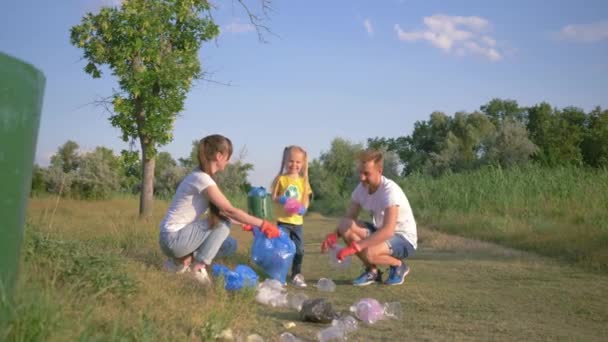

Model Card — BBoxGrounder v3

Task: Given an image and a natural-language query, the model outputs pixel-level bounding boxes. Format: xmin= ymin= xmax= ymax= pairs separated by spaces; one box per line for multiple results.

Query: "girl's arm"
xmin=205 ymin=185 xmax=264 ymax=227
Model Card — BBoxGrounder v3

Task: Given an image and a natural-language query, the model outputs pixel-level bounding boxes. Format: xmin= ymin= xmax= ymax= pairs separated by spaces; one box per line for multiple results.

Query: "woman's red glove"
xmin=260 ymin=220 xmax=280 ymax=239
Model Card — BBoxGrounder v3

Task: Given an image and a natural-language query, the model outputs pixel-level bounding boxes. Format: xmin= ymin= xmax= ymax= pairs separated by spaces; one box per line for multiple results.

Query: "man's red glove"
xmin=321 ymin=232 xmax=338 ymax=253
xmin=336 ymin=242 xmax=361 ymax=261
xmin=260 ymin=220 xmax=281 ymax=239
xmin=242 ymin=224 xmax=254 ymax=232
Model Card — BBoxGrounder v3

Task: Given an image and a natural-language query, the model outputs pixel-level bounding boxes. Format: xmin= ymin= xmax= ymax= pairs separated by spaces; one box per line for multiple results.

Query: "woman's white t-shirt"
xmin=351 ymin=176 xmax=418 ymax=249
xmin=159 ymin=170 xmax=216 ymax=233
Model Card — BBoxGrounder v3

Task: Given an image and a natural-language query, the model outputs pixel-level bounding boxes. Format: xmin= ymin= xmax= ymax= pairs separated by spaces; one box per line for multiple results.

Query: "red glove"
xmin=260 ymin=220 xmax=280 ymax=239
xmin=242 ymin=224 xmax=254 ymax=232
xmin=321 ymin=232 xmax=338 ymax=253
xmin=337 ymin=242 xmax=361 ymax=261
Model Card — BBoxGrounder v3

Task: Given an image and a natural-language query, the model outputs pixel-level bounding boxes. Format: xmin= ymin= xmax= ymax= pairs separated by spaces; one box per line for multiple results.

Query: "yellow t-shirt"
xmin=273 ymin=175 xmax=312 ymax=225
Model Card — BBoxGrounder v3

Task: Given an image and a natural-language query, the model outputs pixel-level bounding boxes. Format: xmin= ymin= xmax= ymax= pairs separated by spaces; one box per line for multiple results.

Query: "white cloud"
xmin=394 ymin=14 xmax=503 ymax=61
xmin=222 ymin=20 xmax=255 ymax=34
xmin=363 ymin=18 xmax=374 ymax=36
xmin=558 ymin=21 xmax=608 ymax=42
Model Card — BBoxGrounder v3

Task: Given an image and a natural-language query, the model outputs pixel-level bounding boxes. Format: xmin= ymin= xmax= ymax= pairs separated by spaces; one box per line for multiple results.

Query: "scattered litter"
xmin=246 ymin=333 xmax=265 ymax=342
xmin=315 ymin=278 xmax=336 ymax=292
xmin=328 ymin=244 xmax=352 ymax=268
xmin=215 ymin=328 xmax=234 ymax=341
xmin=287 ymin=292 xmax=309 ymax=311
xmin=316 ymin=326 xmax=345 ymax=342
xmin=300 ymin=298 xmax=338 ymax=323
xmin=349 ymin=298 xmax=385 ymax=324
xmin=331 ymin=315 xmax=358 ymax=333
xmin=279 ymin=332 xmax=301 ymax=342
xmin=282 ymin=321 xmax=296 ymax=329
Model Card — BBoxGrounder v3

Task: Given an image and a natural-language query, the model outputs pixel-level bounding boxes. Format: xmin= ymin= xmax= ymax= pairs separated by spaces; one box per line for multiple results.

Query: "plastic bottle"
xmin=331 ymin=315 xmax=358 ymax=333
xmin=383 ymin=301 xmax=403 ymax=319
xmin=316 ymin=326 xmax=345 ymax=342
xmin=349 ymin=298 xmax=384 ymax=324
xmin=315 ymin=278 xmax=336 ymax=292
xmin=328 ymin=244 xmax=352 ymax=268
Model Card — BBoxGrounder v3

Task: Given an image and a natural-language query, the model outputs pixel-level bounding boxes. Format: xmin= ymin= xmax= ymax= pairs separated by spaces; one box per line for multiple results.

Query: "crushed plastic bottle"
xmin=286 ymin=292 xmax=309 ymax=311
xmin=316 ymin=326 xmax=345 ymax=342
xmin=279 ymin=332 xmax=301 ymax=342
xmin=349 ymin=298 xmax=384 ymax=324
xmin=383 ymin=301 xmax=403 ymax=319
xmin=328 ymin=244 xmax=352 ymax=268
xmin=315 ymin=278 xmax=336 ymax=292
xmin=256 ymin=279 xmax=287 ymax=307
xmin=331 ymin=315 xmax=358 ymax=334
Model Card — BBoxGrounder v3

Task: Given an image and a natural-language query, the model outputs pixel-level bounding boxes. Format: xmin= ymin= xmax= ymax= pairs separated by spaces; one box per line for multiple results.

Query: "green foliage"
xmin=50 ymin=140 xmax=80 ymax=173
xmin=582 ymin=107 xmax=608 ymax=167
xmin=70 ymin=0 xmax=219 ymax=156
xmin=72 ymin=147 xmax=121 ymax=199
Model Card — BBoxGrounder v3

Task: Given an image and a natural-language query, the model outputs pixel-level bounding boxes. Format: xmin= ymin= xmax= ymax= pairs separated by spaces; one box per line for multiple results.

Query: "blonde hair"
xmin=358 ymin=149 xmax=384 ymax=166
xmin=272 ymin=145 xmax=311 ymax=207
xmin=197 ymin=134 xmax=233 ymax=227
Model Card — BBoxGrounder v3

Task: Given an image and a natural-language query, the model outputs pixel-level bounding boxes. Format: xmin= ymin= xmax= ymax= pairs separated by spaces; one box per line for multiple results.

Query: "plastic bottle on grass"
xmin=349 ymin=298 xmax=384 ymax=324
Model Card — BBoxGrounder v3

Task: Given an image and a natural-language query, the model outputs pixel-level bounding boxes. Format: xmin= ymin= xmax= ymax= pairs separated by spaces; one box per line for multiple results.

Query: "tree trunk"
xmin=139 ymin=141 xmax=155 ymax=218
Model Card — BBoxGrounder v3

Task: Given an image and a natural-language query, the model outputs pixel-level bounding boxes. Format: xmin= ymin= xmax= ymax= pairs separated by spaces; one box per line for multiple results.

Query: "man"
xmin=321 ymin=149 xmax=417 ymax=286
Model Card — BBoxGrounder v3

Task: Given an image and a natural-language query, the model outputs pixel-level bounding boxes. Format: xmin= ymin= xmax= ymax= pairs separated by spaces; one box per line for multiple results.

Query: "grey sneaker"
xmin=291 ymin=274 xmax=308 ymax=288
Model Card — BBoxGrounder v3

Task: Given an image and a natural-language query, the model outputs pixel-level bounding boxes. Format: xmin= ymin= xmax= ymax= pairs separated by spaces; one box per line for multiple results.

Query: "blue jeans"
xmin=362 ymin=222 xmax=415 ymax=260
xmin=159 ymin=219 xmax=235 ymax=265
xmin=278 ymin=222 xmax=304 ymax=277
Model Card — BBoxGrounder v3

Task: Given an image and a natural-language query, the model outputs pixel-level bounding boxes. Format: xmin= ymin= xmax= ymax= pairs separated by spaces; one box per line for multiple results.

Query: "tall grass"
xmin=400 ymin=165 xmax=608 ymax=271
xmin=3 ymin=198 xmax=261 ymax=341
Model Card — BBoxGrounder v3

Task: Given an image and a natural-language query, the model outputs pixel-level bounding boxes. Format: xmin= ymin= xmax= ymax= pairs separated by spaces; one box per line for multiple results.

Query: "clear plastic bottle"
xmin=331 ymin=315 xmax=358 ymax=333
xmin=383 ymin=301 xmax=403 ymax=319
xmin=315 ymin=278 xmax=336 ymax=292
xmin=316 ymin=326 xmax=345 ymax=342
xmin=328 ymin=244 xmax=352 ymax=268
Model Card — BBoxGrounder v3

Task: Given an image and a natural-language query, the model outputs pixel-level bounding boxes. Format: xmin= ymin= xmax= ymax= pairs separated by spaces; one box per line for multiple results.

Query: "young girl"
xmin=159 ymin=134 xmax=280 ymax=285
xmin=271 ymin=145 xmax=312 ymax=288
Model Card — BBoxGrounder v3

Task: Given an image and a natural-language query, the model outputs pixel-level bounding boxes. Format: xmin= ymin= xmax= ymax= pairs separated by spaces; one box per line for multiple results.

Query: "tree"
xmin=482 ymin=119 xmax=538 ymax=167
xmin=72 ymin=147 xmax=121 ymax=199
xmin=50 ymin=140 xmax=80 ymax=173
xmin=480 ymin=98 xmax=525 ymax=125
xmin=70 ymin=0 xmax=220 ymax=217
xmin=582 ymin=107 xmax=608 ymax=167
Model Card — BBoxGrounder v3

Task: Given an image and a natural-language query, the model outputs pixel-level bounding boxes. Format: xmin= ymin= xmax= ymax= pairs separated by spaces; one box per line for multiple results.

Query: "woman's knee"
xmin=337 ymin=218 xmax=356 ymax=236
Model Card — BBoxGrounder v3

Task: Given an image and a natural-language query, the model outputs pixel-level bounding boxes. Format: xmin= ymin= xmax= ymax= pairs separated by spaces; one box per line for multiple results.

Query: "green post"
xmin=0 ymin=52 xmax=45 ymax=298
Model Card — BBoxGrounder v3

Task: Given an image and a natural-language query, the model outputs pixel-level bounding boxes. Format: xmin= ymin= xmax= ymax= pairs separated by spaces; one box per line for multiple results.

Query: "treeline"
xmin=31 ymin=141 xmax=252 ymax=200
xmin=33 ymin=99 xmax=607 ymax=209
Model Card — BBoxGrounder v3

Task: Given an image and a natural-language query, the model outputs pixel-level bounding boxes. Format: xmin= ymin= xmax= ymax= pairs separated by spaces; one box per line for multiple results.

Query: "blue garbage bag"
xmin=250 ymin=226 xmax=296 ymax=285
xmin=211 ymin=263 xmax=259 ymax=291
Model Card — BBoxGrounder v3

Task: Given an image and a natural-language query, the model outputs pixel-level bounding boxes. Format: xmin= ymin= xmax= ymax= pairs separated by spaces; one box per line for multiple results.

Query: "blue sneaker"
xmin=352 ymin=269 xmax=383 ymax=286
xmin=385 ymin=263 xmax=410 ymax=285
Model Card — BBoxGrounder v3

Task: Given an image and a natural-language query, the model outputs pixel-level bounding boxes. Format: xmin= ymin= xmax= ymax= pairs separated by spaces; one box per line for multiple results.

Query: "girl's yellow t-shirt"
xmin=274 ymin=175 xmax=311 ymax=225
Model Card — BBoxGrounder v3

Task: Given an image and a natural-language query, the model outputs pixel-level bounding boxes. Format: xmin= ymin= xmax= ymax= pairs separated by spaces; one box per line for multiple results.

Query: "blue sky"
xmin=2 ymin=0 xmax=607 ymax=186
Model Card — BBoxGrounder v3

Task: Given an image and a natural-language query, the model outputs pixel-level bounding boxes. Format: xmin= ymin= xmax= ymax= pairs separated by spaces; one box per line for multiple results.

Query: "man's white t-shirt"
xmin=159 ymin=170 xmax=216 ymax=233
xmin=351 ymin=176 xmax=417 ymax=249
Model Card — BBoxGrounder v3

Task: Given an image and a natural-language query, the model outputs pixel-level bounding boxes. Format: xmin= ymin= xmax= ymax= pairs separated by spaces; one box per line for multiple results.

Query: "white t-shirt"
xmin=351 ymin=176 xmax=418 ymax=249
xmin=159 ymin=170 xmax=216 ymax=233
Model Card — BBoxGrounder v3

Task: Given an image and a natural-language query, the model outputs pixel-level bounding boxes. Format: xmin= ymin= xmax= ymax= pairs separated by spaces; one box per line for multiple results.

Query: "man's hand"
xmin=242 ymin=224 xmax=254 ymax=232
xmin=336 ymin=241 xmax=361 ymax=261
xmin=320 ymin=232 xmax=338 ymax=253
xmin=260 ymin=220 xmax=281 ymax=239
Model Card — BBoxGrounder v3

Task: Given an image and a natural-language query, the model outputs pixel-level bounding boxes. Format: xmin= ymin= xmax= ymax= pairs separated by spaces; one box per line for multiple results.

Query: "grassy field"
xmin=2 ymin=197 xmax=607 ymax=341
xmin=401 ymin=165 xmax=608 ymax=272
